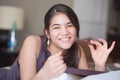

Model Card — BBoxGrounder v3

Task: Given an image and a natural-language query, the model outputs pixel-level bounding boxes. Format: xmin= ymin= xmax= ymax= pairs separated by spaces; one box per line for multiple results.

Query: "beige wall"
xmin=73 ymin=0 xmax=109 ymax=40
xmin=0 ymin=0 xmax=73 ymax=47
xmin=0 ymin=0 xmax=116 ymax=48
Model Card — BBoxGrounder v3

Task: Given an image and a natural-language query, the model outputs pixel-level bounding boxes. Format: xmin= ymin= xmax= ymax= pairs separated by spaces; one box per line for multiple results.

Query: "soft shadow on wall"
xmin=0 ymin=0 xmax=73 ymax=48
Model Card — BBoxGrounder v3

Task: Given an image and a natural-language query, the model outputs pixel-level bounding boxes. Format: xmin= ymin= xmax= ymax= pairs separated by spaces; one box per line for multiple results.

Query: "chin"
xmin=59 ymin=40 xmax=75 ymax=49
xmin=61 ymin=45 xmax=72 ymax=49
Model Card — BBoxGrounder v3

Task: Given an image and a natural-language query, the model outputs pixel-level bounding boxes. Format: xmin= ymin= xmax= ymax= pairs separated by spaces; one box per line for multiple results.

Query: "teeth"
xmin=60 ymin=37 xmax=70 ymax=41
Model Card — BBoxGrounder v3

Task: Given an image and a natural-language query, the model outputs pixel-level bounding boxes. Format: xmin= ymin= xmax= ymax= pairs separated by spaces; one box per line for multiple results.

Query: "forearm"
xmin=33 ymin=69 xmax=49 ymax=80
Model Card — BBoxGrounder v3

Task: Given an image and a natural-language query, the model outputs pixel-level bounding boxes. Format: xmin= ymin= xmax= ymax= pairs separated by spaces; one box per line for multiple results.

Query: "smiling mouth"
xmin=59 ymin=37 xmax=71 ymax=41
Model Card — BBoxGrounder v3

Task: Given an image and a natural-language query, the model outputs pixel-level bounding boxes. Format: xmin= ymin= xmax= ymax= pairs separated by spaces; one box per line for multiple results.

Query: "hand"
xmin=88 ymin=39 xmax=115 ymax=70
xmin=40 ymin=52 xmax=66 ymax=79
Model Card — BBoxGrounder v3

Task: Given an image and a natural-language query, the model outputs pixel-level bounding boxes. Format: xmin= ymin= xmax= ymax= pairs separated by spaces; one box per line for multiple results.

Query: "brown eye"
xmin=67 ymin=24 xmax=73 ymax=27
xmin=52 ymin=24 xmax=60 ymax=29
xmin=53 ymin=26 xmax=60 ymax=29
xmin=66 ymin=22 xmax=74 ymax=27
xmin=68 ymin=24 xmax=73 ymax=27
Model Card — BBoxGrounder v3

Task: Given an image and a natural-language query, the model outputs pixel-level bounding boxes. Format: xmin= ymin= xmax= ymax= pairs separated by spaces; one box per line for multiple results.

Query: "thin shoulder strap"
xmin=39 ymin=35 xmax=50 ymax=58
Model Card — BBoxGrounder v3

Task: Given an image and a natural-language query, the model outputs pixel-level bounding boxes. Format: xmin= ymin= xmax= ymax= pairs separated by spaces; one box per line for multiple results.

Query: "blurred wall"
xmin=0 ymin=0 xmax=118 ymax=48
xmin=0 ymin=0 xmax=73 ymax=47
xmin=73 ymin=0 xmax=109 ymax=40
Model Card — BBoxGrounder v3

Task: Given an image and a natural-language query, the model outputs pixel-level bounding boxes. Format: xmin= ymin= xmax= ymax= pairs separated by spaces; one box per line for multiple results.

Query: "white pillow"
xmin=81 ymin=70 xmax=120 ymax=80
xmin=50 ymin=73 xmax=73 ymax=80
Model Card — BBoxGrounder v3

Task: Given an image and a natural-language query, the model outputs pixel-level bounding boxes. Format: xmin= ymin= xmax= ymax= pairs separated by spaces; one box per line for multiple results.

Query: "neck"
xmin=47 ymin=44 xmax=65 ymax=55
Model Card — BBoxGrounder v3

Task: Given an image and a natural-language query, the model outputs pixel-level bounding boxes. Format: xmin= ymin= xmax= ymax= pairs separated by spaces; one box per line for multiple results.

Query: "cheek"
xmin=70 ymin=28 xmax=77 ymax=36
xmin=49 ymin=30 xmax=60 ymax=38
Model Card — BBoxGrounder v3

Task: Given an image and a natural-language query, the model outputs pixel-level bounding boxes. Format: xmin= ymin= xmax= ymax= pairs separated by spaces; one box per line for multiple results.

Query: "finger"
xmin=50 ymin=56 xmax=63 ymax=65
xmin=90 ymin=40 xmax=102 ymax=48
xmin=47 ymin=53 xmax=63 ymax=66
xmin=88 ymin=44 xmax=95 ymax=53
xmin=55 ymin=60 xmax=64 ymax=67
xmin=98 ymin=38 xmax=107 ymax=48
xmin=48 ymin=52 xmax=63 ymax=60
xmin=48 ymin=55 xmax=63 ymax=63
xmin=108 ymin=41 xmax=116 ymax=53
xmin=53 ymin=63 xmax=66 ymax=73
xmin=52 ymin=63 xmax=66 ymax=78
xmin=58 ymin=63 xmax=66 ymax=73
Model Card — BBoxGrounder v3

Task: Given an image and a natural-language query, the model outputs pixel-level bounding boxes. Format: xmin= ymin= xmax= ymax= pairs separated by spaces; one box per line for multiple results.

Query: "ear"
xmin=45 ymin=29 xmax=50 ymax=38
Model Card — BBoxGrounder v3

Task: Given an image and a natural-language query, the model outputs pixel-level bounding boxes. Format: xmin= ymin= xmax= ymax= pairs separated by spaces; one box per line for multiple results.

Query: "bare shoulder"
xmin=24 ymin=35 xmax=41 ymax=44
xmin=23 ymin=35 xmax=41 ymax=51
xmin=19 ymin=35 xmax=41 ymax=60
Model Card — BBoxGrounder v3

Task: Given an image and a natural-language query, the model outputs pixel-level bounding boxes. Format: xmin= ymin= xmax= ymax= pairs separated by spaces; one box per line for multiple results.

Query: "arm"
xmin=19 ymin=35 xmax=66 ymax=80
xmin=19 ymin=35 xmax=41 ymax=80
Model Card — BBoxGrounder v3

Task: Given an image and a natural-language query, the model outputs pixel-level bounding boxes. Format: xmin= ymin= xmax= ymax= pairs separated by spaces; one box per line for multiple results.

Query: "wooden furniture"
xmin=0 ymin=30 xmax=19 ymax=67
xmin=0 ymin=50 xmax=19 ymax=67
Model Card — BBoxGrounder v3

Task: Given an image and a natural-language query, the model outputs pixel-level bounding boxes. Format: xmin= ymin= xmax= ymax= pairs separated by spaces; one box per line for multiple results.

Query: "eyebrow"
xmin=52 ymin=21 xmax=72 ymax=27
xmin=66 ymin=22 xmax=72 ymax=25
xmin=52 ymin=24 xmax=60 ymax=27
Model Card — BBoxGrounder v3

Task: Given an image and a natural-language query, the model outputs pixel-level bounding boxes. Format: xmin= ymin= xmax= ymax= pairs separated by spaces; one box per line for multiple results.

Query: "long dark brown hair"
xmin=44 ymin=4 xmax=80 ymax=68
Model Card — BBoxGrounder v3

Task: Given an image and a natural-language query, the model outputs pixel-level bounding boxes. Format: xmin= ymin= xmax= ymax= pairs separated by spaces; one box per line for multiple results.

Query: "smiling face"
xmin=45 ymin=13 xmax=77 ymax=52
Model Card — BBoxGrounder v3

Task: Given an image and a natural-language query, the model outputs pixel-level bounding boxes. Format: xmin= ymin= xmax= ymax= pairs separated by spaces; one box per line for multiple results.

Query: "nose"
xmin=61 ymin=27 xmax=69 ymax=35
